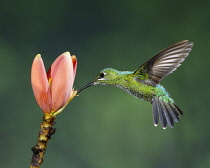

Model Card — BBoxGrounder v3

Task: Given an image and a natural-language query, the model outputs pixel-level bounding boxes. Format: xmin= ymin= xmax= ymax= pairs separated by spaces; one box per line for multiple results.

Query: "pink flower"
xmin=31 ymin=52 xmax=77 ymax=114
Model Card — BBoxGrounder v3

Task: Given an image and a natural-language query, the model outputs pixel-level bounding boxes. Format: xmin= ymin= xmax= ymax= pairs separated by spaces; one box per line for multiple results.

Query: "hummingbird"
xmin=78 ymin=40 xmax=193 ymax=129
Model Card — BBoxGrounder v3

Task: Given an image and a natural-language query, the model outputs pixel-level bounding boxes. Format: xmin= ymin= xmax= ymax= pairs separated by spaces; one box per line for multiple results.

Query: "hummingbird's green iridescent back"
xmin=78 ymin=40 xmax=193 ymax=129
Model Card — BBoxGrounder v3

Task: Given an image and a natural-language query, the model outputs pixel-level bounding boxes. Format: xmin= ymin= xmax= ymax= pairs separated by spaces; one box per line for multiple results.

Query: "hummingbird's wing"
xmin=134 ymin=40 xmax=193 ymax=86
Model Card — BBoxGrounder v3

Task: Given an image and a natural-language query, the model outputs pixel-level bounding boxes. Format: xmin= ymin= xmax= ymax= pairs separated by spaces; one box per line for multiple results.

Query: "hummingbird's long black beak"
xmin=77 ymin=82 xmax=94 ymax=93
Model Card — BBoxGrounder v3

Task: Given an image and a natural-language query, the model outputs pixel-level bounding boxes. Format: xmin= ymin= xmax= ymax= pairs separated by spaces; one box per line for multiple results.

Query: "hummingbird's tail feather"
xmin=152 ymin=96 xmax=183 ymax=129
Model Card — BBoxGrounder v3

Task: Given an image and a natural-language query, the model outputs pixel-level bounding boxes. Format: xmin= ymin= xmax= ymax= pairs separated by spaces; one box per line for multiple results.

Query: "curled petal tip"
xmin=71 ymin=55 xmax=77 ymax=68
xmin=71 ymin=55 xmax=77 ymax=60
xmin=34 ymin=54 xmax=42 ymax=61
xmin=71 ymin=55 xmax=77 ymax=79
xmin=62 ymin=51 xmax=71 ymax=57
xmin=36 ymin=54 xmax=41 ymax=58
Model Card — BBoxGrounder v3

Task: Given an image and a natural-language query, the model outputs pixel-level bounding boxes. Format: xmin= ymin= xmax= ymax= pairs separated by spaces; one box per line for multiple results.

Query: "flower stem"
xmin=30 ymin=114 xmax=56 ymax=168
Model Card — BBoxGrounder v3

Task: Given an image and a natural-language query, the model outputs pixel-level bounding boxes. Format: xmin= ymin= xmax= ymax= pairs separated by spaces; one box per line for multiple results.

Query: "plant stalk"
xmin=30 ymin=114 xmax=56 ymax=168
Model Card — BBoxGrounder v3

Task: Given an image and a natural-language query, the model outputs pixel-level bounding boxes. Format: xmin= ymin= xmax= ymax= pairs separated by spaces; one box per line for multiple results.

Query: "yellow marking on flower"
xmin=48 ymin=77 xmax=52 ymax=87
xmin=51 ymin=89 xmax=78 ymax=117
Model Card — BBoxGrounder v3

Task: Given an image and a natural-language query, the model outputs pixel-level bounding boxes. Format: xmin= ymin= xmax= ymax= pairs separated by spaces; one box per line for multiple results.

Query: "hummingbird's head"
xmin=77 ymin=68 xmax=121 ymax=93
xmin=93 ymin=68 xmax=121 ymax=85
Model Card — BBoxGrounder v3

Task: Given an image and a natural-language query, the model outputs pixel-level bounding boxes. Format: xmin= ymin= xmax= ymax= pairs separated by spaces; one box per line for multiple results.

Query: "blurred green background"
xmin=1 ymin=1 xmax=209 ymax=168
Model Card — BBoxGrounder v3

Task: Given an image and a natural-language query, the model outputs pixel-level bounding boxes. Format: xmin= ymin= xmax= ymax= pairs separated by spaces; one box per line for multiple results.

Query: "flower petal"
xmin=71 ymin=55 xmax=77 ymax=80
xmin=49 ymin=52 xmax=74 ymax=111
xmin=31 ymin=54 xmax=52 ymax=113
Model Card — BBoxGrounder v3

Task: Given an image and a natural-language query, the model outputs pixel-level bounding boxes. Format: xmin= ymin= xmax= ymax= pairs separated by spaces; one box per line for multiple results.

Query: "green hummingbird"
xmin=78 ymin=40 xmax=193 ymax=129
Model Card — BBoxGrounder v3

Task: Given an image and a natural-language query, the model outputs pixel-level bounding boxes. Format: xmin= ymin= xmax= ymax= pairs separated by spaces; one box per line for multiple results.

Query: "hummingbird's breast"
xmin=118 ymin=77 xmax=156 ymax=101
xmin=122 ymin=87 xmax=155 ymax=101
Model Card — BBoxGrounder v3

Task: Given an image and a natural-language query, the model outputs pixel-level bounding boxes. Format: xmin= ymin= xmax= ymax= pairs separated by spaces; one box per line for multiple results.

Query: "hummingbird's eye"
xmin=99 ymin=73 xmax=105 ymax=78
